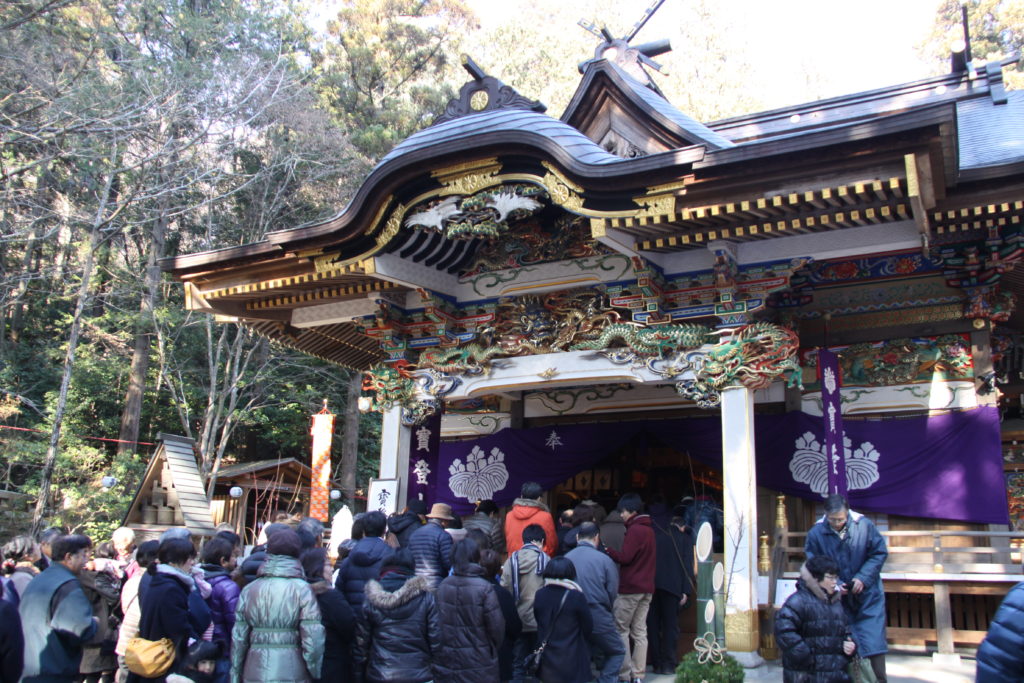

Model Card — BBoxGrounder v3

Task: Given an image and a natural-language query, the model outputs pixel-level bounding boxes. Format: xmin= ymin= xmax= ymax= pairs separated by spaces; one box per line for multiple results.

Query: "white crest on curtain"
xmin=789 ymin=432 xmax=881 ymax=497
xmin=449 ymin=445 xmax=510 ymax=501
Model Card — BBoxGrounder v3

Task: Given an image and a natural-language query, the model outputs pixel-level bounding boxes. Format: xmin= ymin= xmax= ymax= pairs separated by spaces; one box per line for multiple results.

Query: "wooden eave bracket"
xmin=590 ymin=218 xmax=642 ymax=258
xmin=905 ymin=152 xmax=936 ymax=253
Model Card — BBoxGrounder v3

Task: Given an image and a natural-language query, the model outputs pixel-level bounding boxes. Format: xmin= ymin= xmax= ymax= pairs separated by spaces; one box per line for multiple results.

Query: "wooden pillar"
xmin=721 ymin=386 xmax=764 ymax=667
xmin=973 ymin=324 xmax=1013 ymax=563
xmin=380 ymin=406 xmax=411 ymax=510
xmin=971 ymin=324 xmax=996 ymax=407
xmin=932 ymin=582 xmax=960 ymax=665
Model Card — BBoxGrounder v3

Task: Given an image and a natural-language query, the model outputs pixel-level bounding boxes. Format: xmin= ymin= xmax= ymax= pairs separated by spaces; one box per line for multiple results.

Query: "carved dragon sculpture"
xmin=571 ymin=322 xmax=717 ymax=356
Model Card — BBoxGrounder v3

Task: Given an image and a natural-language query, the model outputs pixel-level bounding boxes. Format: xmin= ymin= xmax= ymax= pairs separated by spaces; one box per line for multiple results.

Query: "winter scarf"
xmin=510 ymin=542 xmax=548 ymax=601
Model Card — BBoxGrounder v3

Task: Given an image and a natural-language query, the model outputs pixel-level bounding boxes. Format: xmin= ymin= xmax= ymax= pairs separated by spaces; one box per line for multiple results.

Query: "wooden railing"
xmin=773 ymin=530 xmax=1024 ymax=574
xmin=765 ymin=528 xmax=1024 ymax=654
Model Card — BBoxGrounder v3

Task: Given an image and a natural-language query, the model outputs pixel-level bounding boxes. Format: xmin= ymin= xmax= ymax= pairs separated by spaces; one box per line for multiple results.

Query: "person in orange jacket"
xmin=503 ymin=481 xmax=557 ymax=557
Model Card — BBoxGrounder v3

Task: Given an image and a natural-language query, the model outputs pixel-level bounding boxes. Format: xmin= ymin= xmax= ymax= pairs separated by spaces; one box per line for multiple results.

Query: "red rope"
xmin=0 ymin=423 xmax=155 ymax=446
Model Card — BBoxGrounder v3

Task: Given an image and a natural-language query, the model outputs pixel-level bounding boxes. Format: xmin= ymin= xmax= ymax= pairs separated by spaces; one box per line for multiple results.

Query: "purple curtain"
xmin=428 ymin=407 xmax=1007 ymax=524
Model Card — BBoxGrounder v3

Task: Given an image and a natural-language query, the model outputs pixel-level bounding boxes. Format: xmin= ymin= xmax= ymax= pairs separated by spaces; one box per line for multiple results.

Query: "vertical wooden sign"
xmin=310 ymin=404 xmax=335 ymax=522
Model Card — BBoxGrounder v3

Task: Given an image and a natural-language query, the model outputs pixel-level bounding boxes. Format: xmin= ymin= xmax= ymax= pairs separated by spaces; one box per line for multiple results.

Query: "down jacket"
xmin=335 ymin=537 xmax=393 ymax=611
xmin=804 ymin=510 xmax=888 ymax=657
xmin=976 ymin=581 xmax=1024 ymax=682
xmin=774 ymin=565 xmax=852 ymax=683
xmin=462 ymin=512 xmax=505 ymax=554
xmin=354 ymin=572 xmax=440 ymax=683
xmin=434 ymin=564 xmax=505 ymax=683
xmin=308 ymin=580 xmax=355 ymax=683
xmin=200 ymin=564 xmax=240 ymax=653
xmin=386 ymin=512 xmax=423 ymax=549
xmin=231 ymin=554 xmax=325 ymax=683
xmin=407 ymin=520 xmax=452 ymax=590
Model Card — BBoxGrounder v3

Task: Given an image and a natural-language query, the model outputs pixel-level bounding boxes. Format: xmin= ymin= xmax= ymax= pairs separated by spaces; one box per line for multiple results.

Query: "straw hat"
xmin=426 ymin=503 xmax=455 ymax=521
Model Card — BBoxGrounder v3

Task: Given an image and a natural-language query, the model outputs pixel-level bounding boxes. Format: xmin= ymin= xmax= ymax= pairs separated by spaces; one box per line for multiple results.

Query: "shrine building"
xmin=163 ymin=31 xmax=1024 ymax=664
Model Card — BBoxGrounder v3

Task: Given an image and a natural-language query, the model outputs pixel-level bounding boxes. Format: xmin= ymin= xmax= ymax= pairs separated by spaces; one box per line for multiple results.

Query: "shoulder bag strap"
xmin=667 ymin=528 xmax=695 ymax=592
xmin=537 ymin=589 xmax=570 ymax=650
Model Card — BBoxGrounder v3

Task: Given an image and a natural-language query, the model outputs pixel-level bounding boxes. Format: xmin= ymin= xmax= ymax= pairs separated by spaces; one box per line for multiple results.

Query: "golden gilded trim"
xmin=541 ymin=172 xmax=585 ymax=213
xmin=431 ymin=157 xmax=501 ymax=180
xmin=645 ymin=179 xmax=690 ymax=195
xmin=441 ymin=170 xmax=503 ymax=197
xmin=202 ymin=262 xmax=366 ymax=300
xmin=376 ymin=203 xmax=406 ymax=247
xmin=633 ymin=194 xmax=676 ymax=218
xmin=540 ymin=161 xmax=583 ymax=192
xmin=725 ymin=609 xmax=760 ymax=653
xmin=590 ymin=219 xmax=607 ymax=239
xmin=246 ymin=280 xmax=400 ymax=310
xmin=313 ymin=251 xmax=343 ymax=273
xmin=363 ymin=196 xmax=394 ymax=237
xmin=432 ymin=158 xmax=502 ymax=197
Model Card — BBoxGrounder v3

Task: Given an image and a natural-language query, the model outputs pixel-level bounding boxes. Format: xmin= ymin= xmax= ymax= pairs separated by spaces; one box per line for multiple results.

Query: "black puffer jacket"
xmin=354 ymin=572 xmax=439 ymax=683
xmin=308 ymin=580 xmax=355 ymax=683
xmin=387 ymin=512 xmax=423 ymax=549
xmin=774 ymin=565 xmax=852 ymax=683
xmin=336 ymin=537 xmax=393 ymax=611
xmin=434 ymin=564 xmax=505 ymax=683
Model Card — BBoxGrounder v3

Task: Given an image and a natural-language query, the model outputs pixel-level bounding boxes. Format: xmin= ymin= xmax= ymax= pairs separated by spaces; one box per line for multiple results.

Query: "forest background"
xmin=0 ymin=0 xmax=1018 ymax=539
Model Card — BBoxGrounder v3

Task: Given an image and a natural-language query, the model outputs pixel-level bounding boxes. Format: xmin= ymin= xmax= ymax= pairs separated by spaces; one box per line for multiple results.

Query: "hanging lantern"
xmin=357 ymin=396 xmax=372 ymax=413
xmin=229 ymin=486 xmax=243 ymax=498
xmin=330 ymin=489 xmax=342 ymax=501
xmin=101 ymin=475 xmax=117 ymax=490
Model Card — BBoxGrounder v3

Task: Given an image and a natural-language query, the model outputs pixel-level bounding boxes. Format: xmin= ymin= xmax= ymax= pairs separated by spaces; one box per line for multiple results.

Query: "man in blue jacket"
xmin=336 ymin=510 xmax=393 ymax=610
xmin=19 ymin=534 xmax=98 ymax=683
xmin=805 ymin=494 xmax=888 ymax=682
xmin=565 ymin=522 xmax=625 ymax=683
xmin=408 ymin=503 xmax=454 ymax=591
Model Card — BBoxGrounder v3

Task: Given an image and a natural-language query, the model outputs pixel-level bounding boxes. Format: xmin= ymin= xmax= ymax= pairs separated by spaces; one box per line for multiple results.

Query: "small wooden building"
xmin=209 ymin=458 xmax=312 ymax=543
xmin=123 ymin=433 xmax=217 ymax=541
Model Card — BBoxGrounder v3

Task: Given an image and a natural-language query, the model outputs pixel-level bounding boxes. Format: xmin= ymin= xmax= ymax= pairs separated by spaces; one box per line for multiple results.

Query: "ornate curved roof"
xmin=378 ymin=107 xmax=624 ymax=167
xmin=161 ymin=54 xmax=1024 ymax=369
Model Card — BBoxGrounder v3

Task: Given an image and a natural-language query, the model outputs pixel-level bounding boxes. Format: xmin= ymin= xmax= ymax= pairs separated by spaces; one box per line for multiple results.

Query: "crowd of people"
xmin=0 ymin=484 xmax=695 ymax=683
xmin=1 ymin=487 xmax=1021 ymax=682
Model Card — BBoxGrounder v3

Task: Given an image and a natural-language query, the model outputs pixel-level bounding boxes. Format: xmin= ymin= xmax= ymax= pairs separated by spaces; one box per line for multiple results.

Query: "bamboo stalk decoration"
xmin=696 ymin=521 xmax=715 ymax=637
xmin=712 ymin=559 xmax=726 ymax=643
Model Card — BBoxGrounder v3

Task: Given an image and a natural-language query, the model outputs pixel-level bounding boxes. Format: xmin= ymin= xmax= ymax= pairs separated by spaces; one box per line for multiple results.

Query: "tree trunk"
xmin=338 ymin=371 xmax=361 ymax=504
xmin=31 ymin=173 xmax=114 ymax=535
xmin=8 ymin=164 xmax=52 ymax=345
xmin=116 ymin=210 xmax=167 ymax=457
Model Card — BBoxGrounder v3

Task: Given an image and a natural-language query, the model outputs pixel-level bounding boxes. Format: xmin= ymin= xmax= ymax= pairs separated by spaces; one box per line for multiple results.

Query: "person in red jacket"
xmin=504 ymin=481 xmax=558 ymax=557
xmin=606 ymin=493 xmax=655 ymax=683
